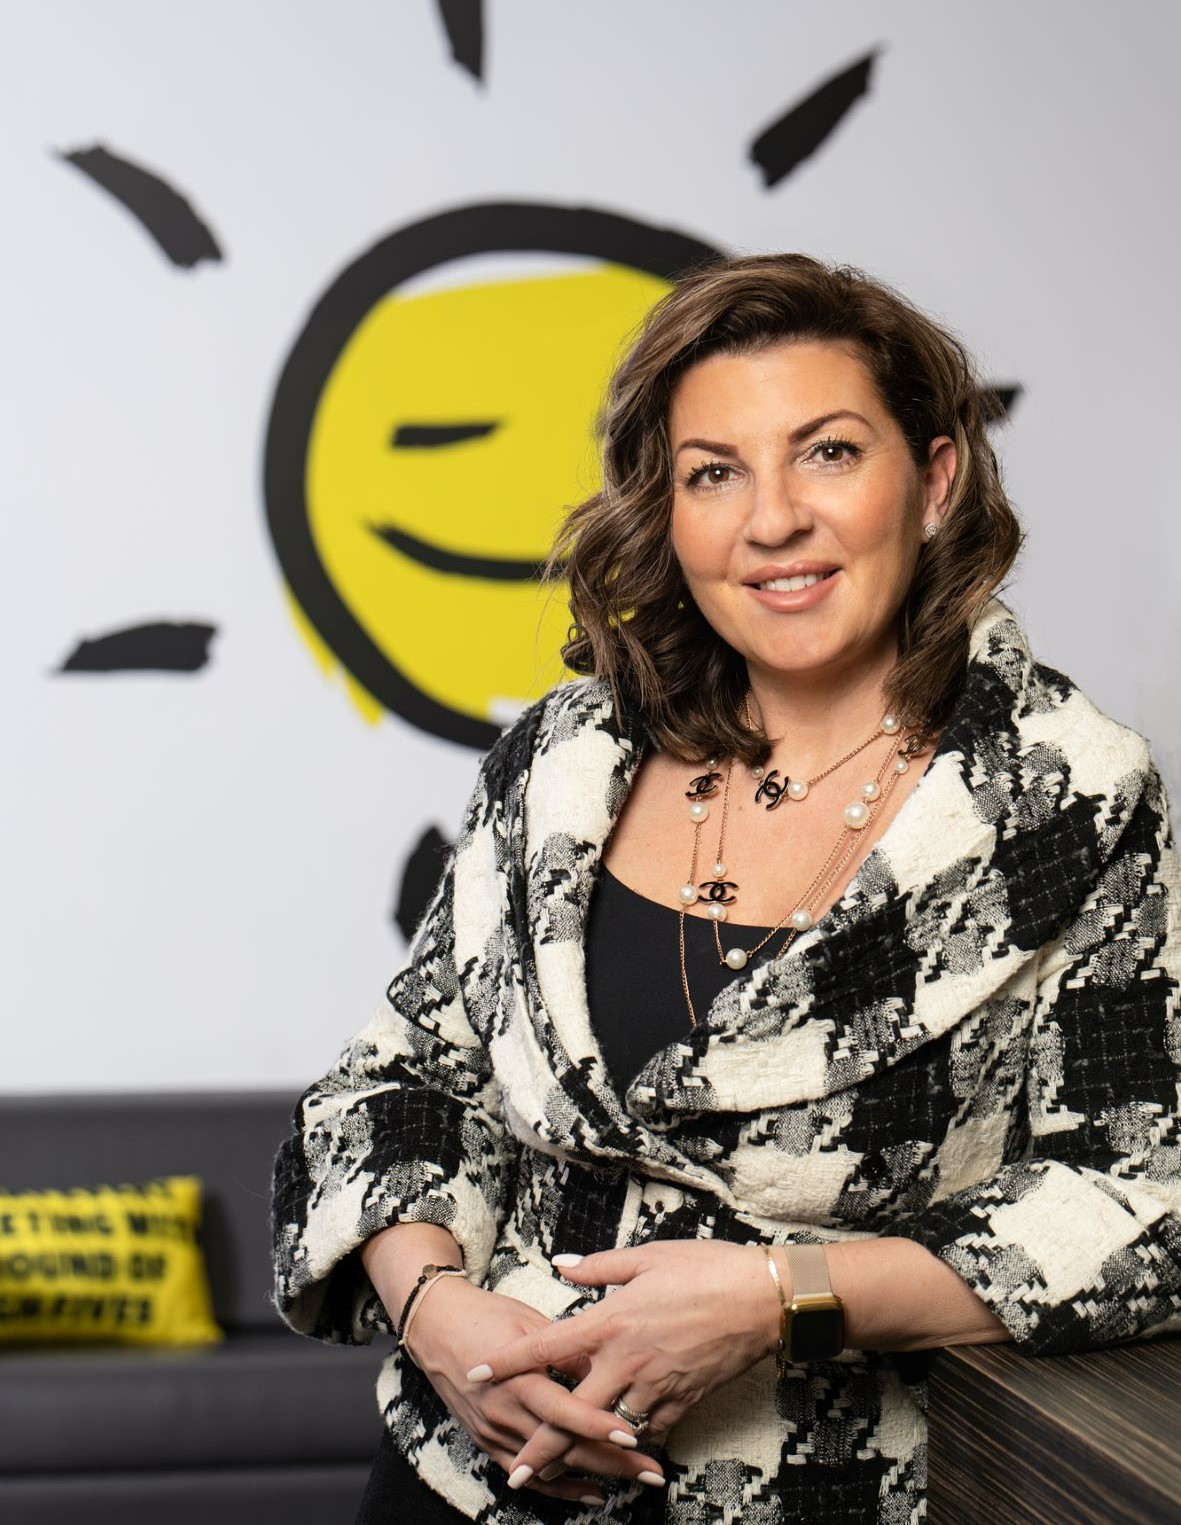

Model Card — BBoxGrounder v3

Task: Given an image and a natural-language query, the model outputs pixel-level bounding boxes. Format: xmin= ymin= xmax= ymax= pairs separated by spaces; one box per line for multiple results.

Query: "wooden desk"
xmin=928 ymin=1336 xmax=1181 ymax=1525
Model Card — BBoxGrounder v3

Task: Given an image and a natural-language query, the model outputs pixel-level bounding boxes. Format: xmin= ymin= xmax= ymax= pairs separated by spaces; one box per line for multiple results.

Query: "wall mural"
xmin=45 ymin=7 xmax=1019 ymax=944
xmin=263 ymin=204 xmax=717 ymax=749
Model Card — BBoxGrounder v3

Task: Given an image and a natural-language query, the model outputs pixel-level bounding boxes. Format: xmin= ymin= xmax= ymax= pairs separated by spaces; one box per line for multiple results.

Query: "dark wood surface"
xmin=928 ymin=1335 xmax=1181 ymax=1525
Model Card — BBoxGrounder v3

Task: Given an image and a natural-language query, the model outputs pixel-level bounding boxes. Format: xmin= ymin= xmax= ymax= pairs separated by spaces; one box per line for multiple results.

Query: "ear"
xmin=921 ymin=435 xmax=957 ymax=530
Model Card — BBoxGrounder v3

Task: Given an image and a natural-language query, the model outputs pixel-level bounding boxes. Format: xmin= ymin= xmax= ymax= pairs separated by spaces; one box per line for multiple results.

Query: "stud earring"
xmin=923 ymin=522 xmax=938 ymax=540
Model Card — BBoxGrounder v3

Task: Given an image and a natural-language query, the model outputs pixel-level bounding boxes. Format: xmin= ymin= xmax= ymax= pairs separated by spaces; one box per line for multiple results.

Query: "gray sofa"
xmin=0 ymin=1092 xmax=387 ymax=1525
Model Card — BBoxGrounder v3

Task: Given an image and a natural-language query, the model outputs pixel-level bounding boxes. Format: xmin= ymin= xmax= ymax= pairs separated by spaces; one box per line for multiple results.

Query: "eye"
xmin=806 ymin=436 xmax=861 ymax=466
xmin=683 ymin=460 xmax=737 ymax=490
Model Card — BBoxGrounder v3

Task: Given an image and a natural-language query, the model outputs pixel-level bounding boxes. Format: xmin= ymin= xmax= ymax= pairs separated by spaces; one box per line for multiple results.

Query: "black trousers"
xmin=355 ymin=1428 xmax=471 ymax=1523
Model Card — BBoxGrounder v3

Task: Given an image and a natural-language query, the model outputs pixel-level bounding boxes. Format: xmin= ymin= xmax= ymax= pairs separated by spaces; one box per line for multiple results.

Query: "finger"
xmin=511 ymin=1370 xmax=648 ymax=1452
xmin=509 ymin=1421 xmax=667 ymax=1486
xmin=489 ymin=1450 xmax=603 ymax=1506
xmin=568 ymin=1365 xmax=668 ymax=1480
xmin=506 ymin=1367 xmax=666 ymax=1484
xmin=549 ymin=1351 xmax=593 ymax=1384
xmin=556 ymin=1436 xmax=668 ymax=1489
xmin=467 ymin=1317 xmax=603 ymax=1385
xmin=510 ymin=1433 xmax=667 ymax=1492
xmin=485 ymin=1438 xmax=605 ymax=1504
xmin=550 ymin=1247 xmax=648 ymax=1285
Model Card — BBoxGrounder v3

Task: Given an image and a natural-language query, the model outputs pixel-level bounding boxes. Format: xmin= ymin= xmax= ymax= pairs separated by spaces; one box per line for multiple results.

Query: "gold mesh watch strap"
xmin=785 ymin=1243 xmax=832 ymax=1296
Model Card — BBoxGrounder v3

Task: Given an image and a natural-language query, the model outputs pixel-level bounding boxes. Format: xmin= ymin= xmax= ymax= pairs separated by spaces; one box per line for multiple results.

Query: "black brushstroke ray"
xmin=57 ymin=145 xmax=222 ymax=268
xmin=437 ymin=0 xmax=483 ymax=82
xmin=394 ymin=827 xmax=453 ymax=941
xmin=979 ymin=384 xmax=1023 ymax=423
xmin=749 ymin=50 xmax=879 ymax=189
xmin=57 ymin=622 xmax=216 ymax=673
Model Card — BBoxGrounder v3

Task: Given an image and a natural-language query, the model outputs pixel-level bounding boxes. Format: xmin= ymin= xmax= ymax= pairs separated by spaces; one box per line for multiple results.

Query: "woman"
xmin=271 ymin=254 xmax=1181 ymax=1523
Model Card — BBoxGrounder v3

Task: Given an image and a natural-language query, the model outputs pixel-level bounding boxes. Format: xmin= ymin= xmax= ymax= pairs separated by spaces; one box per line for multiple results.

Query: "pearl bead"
xmin=751 ymin=766 xmax=764 ymax=780
xmin=881 ymin=714 xmax=901 ymax=734
xmin=724 ymin=947 xmax=749 ymax=970
xmin=787 ymin=779 xmax=809 ymax=801
xmin=688 ymin=800 xmax=710 ymax=823
xmin=843 ymin=801 xmax=870 ymax=830
xmin=679 ymin=884 xmax=698 ymax=904
xmin=861 ymin=780 xmax=880 ymax=801
xmin=712 ymin=862 xmax=726 ymax=877
xmin=705 ymin=903 xmax=727 ymax=922
xmin=790 ymin=908 xmax=813 ymax=932
xmin=894 ymin=757 xmax=910 ymax=774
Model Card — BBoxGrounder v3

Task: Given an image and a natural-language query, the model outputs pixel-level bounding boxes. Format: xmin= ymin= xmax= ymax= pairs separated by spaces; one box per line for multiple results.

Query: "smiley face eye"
xmin=390 ymin=422 xmax=499 ymax=447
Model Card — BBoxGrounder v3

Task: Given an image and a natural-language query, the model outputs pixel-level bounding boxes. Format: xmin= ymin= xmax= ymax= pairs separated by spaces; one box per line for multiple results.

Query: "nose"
xmin=743 ymin=471 xmax=814 ymax=548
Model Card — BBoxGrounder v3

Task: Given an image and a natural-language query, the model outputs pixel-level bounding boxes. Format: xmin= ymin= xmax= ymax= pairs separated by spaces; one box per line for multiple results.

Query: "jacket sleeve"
xmin=270 ymin=761 xmax=523 ymax=1346
xmin=896 ymin=763 xmax=1181 ymax=1356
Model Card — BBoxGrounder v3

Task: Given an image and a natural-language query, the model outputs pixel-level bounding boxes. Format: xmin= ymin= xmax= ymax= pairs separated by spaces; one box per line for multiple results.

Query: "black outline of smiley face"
xmin=263 ymin=200 xmax=718 ymax=749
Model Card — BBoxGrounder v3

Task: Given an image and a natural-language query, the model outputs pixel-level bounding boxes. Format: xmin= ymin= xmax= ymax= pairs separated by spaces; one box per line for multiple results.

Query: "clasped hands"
xmin=405 ymin=1239 xmax=781 ymax=1508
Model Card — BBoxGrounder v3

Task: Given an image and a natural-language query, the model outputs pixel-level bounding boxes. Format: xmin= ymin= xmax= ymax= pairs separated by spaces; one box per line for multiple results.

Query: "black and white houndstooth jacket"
xmin=272 ymin=600 xmax=1181 ymax=1524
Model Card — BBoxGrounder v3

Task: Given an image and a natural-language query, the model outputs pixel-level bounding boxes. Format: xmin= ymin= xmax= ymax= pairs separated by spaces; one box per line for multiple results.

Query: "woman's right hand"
xmin=403 ymin=1276 xmax=666 ymax=1505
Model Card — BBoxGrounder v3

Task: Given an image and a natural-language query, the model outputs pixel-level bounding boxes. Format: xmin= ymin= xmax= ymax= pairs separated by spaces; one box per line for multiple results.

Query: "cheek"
xmin=670 ymin=501 xmax=729 ymax=578
xmin=841 ymin=490 xmax=921 ymax=570
xmin=669 ymin=503 xmax=702 ymax=578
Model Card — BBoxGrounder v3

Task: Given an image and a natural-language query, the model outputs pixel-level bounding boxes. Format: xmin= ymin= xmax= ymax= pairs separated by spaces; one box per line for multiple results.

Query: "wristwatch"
xmin=777 ymin=1244 xmax=845 ymax=1363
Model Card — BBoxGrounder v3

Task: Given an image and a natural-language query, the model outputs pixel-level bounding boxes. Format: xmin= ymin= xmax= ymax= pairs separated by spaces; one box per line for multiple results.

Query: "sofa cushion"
xmin=0 ymin=1178 xmax=222 ymax=1347
xmin=0 ymin=1329 xmax=387 ymax=1473
xmin=0 ymin=1092 xmax=297 ymax=1330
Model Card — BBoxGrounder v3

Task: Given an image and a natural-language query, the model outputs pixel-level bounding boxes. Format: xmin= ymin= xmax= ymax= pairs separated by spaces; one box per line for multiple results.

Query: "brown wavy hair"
xmin=551 ymin=252 xmax=1023 ymax=764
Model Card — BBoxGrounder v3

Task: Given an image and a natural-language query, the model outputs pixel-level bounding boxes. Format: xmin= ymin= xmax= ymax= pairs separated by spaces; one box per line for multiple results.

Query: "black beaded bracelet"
xmin=396 ymin=1263 xmax=465 ymax=1344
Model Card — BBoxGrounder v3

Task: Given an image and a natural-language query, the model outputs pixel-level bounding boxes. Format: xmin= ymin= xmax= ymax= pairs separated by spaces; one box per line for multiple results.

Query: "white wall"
xmin=3 ymin=1 xmax=1177 ymax=1092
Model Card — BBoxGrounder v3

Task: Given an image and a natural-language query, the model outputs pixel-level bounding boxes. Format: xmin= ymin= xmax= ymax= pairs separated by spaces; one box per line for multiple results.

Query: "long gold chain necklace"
xmin=677 ymin=715 xmax=925 ymax=1028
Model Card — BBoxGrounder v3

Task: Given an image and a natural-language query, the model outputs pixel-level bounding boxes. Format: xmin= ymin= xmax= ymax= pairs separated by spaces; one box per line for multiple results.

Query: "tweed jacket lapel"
xmin=489 ymin=599 xmax=1148 ymax=1181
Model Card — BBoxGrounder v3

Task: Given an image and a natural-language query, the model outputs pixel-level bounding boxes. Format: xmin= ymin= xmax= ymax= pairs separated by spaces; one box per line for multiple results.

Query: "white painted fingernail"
xmin=466 ymin=1363 xmax=493 ymax=1383
xmin=609 ymin=1429 xmax=638 ymax=1448
xmin=552 ymin=1253 xmax=583 ymax=1267
xmin=580 ymin=1494 xmax=604 ymax=1507
xmin=638 ymin=1470 xmax=666 ymax=1486
xmin=538 ymin=1461 xmax=566 ymax=1481
xmin=508 ymin=1464 xmax=534 ymax=1489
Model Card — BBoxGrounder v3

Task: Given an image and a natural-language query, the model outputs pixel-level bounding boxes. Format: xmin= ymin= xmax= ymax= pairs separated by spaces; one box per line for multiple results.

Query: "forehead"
xmin=669 ymin=339 xmax=883 ymax=429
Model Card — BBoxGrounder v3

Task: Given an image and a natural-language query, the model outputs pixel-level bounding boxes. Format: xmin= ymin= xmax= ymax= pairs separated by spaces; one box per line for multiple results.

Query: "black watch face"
xmin=789 ymin=1307 xmax=845 ymax=1362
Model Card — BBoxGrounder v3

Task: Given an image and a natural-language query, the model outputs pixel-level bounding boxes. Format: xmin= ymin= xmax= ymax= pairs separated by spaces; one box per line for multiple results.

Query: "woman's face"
xmin=668 ymin=339 xmax=956 ymax=693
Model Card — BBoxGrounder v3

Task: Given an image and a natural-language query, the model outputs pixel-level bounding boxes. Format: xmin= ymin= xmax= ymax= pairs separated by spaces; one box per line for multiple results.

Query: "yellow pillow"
xmin=0 ymin=1176 xmax=223 ymax=1346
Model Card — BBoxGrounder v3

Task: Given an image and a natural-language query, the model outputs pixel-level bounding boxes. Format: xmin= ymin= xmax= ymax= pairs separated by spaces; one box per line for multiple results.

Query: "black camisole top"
xmin=584 ymin=866 xmax=776 ymax=1097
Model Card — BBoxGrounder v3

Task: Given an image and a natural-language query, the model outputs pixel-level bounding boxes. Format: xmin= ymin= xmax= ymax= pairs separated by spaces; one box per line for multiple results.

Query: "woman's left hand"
xmin=467 ymin=1240 xmax=781 ymax=1482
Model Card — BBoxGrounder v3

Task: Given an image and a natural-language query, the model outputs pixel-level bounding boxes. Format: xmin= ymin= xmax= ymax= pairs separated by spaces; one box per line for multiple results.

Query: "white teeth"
xmin=758 ymin=571 xmax=834 ymax=592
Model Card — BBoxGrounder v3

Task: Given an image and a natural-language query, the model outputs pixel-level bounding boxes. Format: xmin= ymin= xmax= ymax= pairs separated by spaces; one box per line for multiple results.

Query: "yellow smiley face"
xmin=265 ymin=205 xmax=718 ymax=746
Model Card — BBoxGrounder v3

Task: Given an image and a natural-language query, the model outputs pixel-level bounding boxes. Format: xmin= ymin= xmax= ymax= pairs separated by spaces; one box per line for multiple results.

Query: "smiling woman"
xmin=273 ymin=254 xmax=1181 ymax=1525
xmin=667 ymin=342 xmax=958 ymax=707
xmin=556 ymin=255 xmax=1020 ymax=767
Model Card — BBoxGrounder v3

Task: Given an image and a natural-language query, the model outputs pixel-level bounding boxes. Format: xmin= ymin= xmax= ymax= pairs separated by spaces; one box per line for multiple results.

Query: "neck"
xmin=746 ymin=649 xmax=898 ymax=771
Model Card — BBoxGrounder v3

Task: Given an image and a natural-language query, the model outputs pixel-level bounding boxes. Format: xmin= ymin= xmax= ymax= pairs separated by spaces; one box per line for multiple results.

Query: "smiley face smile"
xmin=370 ymin=523 xmax=554 ymax=582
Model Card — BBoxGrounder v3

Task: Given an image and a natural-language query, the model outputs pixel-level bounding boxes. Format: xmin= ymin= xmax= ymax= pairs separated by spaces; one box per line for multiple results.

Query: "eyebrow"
xmin=673 ymin=410 xmax=874 ymax=455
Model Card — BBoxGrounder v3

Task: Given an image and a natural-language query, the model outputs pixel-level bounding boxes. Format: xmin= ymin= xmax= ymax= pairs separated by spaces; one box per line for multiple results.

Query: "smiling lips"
xmin=756 ymin=569 xmax=837 ymax=592
xmin=746 ymin=564 xmax=840 ymax=608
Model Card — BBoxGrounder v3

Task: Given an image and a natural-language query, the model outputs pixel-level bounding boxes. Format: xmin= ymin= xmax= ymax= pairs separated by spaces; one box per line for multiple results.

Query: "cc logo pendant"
xmin=698 ymin=879 xmax=738 ymax=905
xmin=686 ymin=771 xmax=723 ymax=800
xmin=754 ymin=770 xmax=788 ymax=810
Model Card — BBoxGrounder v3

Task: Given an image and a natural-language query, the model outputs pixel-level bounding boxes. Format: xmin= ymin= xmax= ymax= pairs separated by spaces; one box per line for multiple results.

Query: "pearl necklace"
xmin=677 ymin=715 xmax=924 ymax=1028
xmin=749 ymin=710 xmax=900 ymax=810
